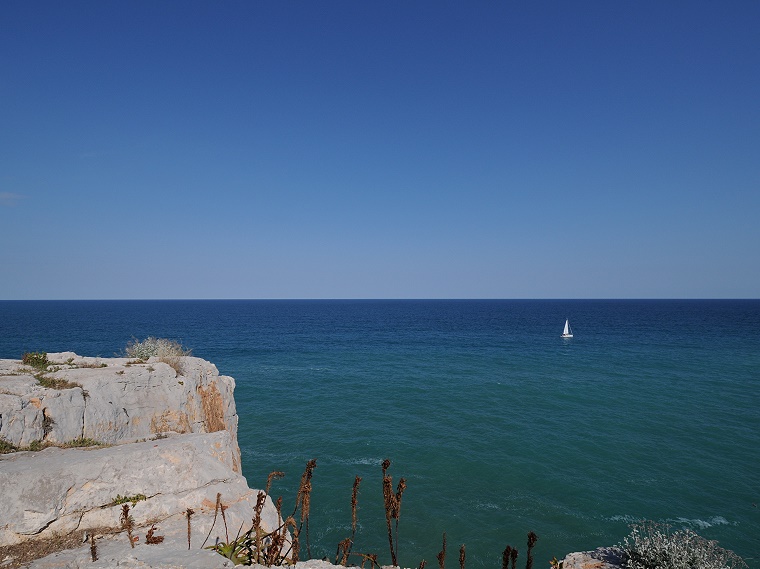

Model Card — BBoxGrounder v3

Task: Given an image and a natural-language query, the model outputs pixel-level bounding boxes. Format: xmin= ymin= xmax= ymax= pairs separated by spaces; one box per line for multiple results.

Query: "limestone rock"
xmin=0 ymin=354 xmax=240 ymax=471
xmin=561 ymin=548 xmax=624 ymax=569
xmin=0 ymin=352 xmax=285 ymax=569
xmin=0 ymin=430 xmax=278 ymax=548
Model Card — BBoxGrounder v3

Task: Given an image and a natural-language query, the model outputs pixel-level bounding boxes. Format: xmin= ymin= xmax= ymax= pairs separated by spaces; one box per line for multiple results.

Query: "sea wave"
xmin=608 ymin=515 xmax=731 ymax=529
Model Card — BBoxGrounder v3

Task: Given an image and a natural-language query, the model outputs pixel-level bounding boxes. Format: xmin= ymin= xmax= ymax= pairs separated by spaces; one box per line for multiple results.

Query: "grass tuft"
xmin=60 ymin=437 xmax=102 ymax=448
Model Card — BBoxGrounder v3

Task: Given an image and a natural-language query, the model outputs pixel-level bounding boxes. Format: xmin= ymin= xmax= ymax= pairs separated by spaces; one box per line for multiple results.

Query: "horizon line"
xmin=1 ymin=298 xmax=758 ymax=302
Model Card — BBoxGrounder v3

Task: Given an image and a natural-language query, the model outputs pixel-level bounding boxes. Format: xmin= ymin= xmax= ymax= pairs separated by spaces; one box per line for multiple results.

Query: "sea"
xmin=1 ymin=300 xmax=758 ymax=567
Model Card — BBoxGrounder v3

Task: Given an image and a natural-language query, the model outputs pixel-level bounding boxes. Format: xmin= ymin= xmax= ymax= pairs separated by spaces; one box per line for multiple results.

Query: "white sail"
xmin=561 ymin=319 xmax=573 ymax=338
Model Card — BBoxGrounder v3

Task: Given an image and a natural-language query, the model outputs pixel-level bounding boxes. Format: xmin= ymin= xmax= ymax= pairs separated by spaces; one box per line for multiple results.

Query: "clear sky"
xmin=1 ymin=1 xmax=758 ymax=299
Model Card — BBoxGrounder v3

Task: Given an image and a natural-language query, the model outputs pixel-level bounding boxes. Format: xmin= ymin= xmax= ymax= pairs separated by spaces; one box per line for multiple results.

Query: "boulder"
xmin=561 ymin=548 xmax=624 ymax=569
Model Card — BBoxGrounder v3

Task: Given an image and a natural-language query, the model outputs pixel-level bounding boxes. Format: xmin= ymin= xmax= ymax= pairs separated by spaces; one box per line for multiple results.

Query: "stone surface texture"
xmin=0 ymin=354 xmax=280 ymax=568
xmin=0 ymin=353 xmax=240 ymax=471
xmin=561 ymin=548 xmax=624 ymax=569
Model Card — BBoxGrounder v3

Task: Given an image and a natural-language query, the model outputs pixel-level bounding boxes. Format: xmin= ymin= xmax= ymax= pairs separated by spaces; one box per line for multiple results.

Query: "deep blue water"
xmin=1 ymin=300 xmax=759 ymax=566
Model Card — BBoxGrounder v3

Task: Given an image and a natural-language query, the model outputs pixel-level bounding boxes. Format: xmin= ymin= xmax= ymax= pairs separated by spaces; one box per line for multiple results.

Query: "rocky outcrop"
xmin=0 ymin=431 xmax=272 ymax=546
xmin=561 ymin=548 xmax=624 ymax=569
xmin=0 ymin=353 xmax=279 ymax=567
xmin=0 ymin=353 xmax=240 ymax=472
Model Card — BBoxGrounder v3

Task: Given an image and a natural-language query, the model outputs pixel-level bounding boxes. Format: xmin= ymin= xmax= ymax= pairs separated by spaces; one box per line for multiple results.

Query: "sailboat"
xmin=561 ymin=319 xmax=573 ymax=338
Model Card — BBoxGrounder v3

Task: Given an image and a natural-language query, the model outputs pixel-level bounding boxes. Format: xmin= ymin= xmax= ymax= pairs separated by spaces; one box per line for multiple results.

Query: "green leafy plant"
xmin=110 ymin=494 xmax=147 ymax=507
xmin=620 ymin=522 xmax=747 ymax=569
xmin=0 ymin=438 xmax=18 ymax=454
xmin=22 ymin=352 xmax=49 ymax=370
xmin=206 ymin=491 xmax=294 ymax=566
xmin=26 ymin=440 xmax=46 ymax=451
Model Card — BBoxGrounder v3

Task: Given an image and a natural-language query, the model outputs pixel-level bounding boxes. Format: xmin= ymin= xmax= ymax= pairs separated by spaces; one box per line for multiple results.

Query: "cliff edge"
xmin=0 ymin=353 xmax=279 ymax=568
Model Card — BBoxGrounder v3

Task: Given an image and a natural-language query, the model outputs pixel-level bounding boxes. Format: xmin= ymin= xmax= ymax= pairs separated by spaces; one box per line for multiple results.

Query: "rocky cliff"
xmin=0 ymin=353 xmax=240 ymax=470
xmin=0 ymin=353 xmax=278 ymax=568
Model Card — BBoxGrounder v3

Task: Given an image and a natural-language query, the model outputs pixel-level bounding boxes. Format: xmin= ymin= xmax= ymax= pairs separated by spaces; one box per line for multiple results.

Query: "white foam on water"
xmin=608 ymin=514 xmax=638 ymax=523
xmin=670 ymin=516 xmax=730 ymax=529
xmin=332 ymin=456 xmax=383 ymax=466
xmin=607 ymin=514 xmax=732 ymax=529
xmin=474 ymin=502 xmax=501 ymax=511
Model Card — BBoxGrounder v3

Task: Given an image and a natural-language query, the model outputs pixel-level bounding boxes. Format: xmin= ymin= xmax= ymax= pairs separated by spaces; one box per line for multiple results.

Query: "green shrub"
xmin=621 ymin=522 xmax=747 ymax=569
xmin=22 ymin=352 xmax=49 ymax=370
xmin=0 ymin=438 xmax=18 ymax=454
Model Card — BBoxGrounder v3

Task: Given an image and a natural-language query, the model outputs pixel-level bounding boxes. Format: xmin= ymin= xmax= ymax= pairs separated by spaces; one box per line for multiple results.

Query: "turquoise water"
xmin=1 ymin=300 xmax=758 ymax=566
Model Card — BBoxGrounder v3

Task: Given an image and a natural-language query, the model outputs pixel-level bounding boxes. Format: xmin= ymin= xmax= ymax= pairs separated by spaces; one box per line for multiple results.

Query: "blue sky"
xmin=1 ymin=1 xmax=758 ymax=299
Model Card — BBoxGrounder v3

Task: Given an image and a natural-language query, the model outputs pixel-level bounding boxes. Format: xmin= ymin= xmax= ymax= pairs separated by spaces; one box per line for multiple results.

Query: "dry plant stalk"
xmin=186 ymin=508 xmax=194 ymax=550
xmin=336 ymin=537 xmax=353 ymax=566
xmin=437 ymin=532 xmax=447 ymax=569
xmin=253 ymin=491 xmax=267 ymax=562
xmin=459 ymin=544 xmax=466 ymax=569
xmin=201 ymin=492 xmax=223 ymax=548
xmin=290 ymin=459 xmax=316 ymax=559
xmin=526 ymin=532 xmax=538 ymax=569
xmin=266 ymin=513 xmax=294 ymax=566
xmin=266 ymin=471 xmax=285 ymax=496
xmin=382 ymin=459 xmax=406 ymax=566
xmin=275 ymin=496 xmax=283 ymax=519
xmin=274 ymin=514 xmax=300 ymax=564
xmin=221 ymin=502 xmax=230 ymax=543
xmin=511 ymin=547 xmax=519 ymax=569
xmin=502 ymin=546 xmax=513 ymax=569
xmin=89 ymin=534 xmax=97 ymax=561
xmin=336 ymin=475 xmax=362 ymax=565
xmin=356 ymin=552 xmax=378 ymax=569
xmin=291 ymin=519 xmax=301 ymax=563
xmin=394 ymin=477 xmax=406 ymax=558
xmin=145 ymin=525 xmax=164 ymax=544
xmin=351 ymin=475 xmax=361 ymax=538
xmin=120 ymin=504 xmax=135 ymax=548
xmin=419 ymin=560 xmax=427 ymax=569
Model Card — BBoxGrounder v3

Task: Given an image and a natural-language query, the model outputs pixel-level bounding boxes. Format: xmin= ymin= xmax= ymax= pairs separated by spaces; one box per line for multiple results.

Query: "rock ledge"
xmin=0 ymin=353 xmax=278 ymax=568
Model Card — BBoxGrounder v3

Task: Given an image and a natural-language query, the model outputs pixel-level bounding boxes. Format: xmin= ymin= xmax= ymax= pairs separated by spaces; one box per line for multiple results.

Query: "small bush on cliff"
xmin=0 ymin=438 xmax=18 ymax=454
xmin=620 ymin=522 xmax=747 ymax=569
xmin=125 ymin=337 xmax=191 ymax=375
xmin=22 ymin=352 xmax=49 ymax=370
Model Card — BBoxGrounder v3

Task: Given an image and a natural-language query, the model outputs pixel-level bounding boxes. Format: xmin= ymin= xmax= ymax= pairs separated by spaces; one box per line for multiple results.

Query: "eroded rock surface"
xmin=0 ymin=353 xmax=240 ymax=471
xmin=0 ymin=354 xmax=278 ymax=568
xmin=561 ymin=548 xmax=624 ymax=569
